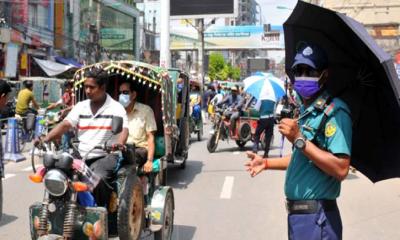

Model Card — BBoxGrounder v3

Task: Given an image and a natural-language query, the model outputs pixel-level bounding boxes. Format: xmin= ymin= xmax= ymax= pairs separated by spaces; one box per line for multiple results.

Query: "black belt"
xmin=286 ymin=199 xmax=338 ymax=215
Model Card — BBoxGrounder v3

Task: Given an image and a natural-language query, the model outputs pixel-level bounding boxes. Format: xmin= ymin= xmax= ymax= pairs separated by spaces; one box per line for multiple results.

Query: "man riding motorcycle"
xmin=37 ymin=68 xmax=129 ymax=207
xmin=217 ymin=86 xmax=244 ymax=134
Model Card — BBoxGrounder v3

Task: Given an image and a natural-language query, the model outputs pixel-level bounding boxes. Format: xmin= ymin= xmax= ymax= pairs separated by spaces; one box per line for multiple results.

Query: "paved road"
xmin=1 ymin=127 xmax=400 ymax=239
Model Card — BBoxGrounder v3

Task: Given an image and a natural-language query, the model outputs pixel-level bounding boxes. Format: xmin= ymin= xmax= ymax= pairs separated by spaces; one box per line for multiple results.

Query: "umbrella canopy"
xmin=243 ymin=72 xmax=285 ymax=102
xmin=284 ymin=1 xmax=400 ymax=182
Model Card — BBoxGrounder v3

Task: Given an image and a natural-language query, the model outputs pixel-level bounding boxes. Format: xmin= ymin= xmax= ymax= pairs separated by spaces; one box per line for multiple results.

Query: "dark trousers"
xmin=86 ymin=154 xmax=119 ymax=207
xmin=288 ymin=204 xmax=342 ymax=240
xmin=252 ymin=117 xmax=274 ymax=158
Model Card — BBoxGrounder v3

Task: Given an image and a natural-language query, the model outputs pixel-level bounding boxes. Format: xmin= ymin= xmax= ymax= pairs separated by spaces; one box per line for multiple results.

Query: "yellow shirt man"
xmin=16 ymin=88 xmax=36 ymax=115
xmin=127 ymin=102 xmax=157 ymax=148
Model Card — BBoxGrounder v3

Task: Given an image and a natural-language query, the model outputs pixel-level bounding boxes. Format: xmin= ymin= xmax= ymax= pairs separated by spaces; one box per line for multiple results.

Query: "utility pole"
xmin=95 ymin=2 xmax=101 ymax=62
xmin=196 ymin=19 xmax=205 ymax=90
xmin=160 ymin=0 xmax=170 ymax=68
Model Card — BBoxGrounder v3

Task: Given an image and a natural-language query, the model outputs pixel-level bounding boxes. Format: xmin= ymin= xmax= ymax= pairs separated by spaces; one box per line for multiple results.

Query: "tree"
xmin=208 ymin=53 xmax=241 ymax=81
xmin=208 ymin=53 xmax=225 ymax=81
xmin=230 ymin=66 xmax=241 ymax=81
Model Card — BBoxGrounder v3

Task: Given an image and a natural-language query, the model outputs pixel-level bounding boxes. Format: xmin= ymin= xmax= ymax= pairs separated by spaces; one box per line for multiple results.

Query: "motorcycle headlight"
xmin=44 ymin=169 xmax=68 ymax=196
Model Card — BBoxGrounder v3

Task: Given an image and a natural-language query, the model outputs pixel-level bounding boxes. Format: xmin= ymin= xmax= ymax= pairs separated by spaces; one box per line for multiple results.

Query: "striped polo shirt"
xmin=65 ymin=94 xmax=128 ymax=159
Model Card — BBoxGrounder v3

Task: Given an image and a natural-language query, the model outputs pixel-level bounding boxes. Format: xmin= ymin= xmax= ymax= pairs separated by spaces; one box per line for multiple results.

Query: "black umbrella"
xmin=284 ymin=1 xmax=400 ymax=182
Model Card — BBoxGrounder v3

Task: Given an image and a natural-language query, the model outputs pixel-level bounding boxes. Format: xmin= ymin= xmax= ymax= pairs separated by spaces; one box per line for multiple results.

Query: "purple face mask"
xmin=293 ymin=76 xmax=320 ymax=99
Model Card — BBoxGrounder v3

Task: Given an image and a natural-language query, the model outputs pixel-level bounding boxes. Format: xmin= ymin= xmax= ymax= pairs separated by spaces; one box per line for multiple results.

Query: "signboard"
xmin=100 ymin=28 xmax=134 ymax=50
xmin=5 ymin=43 xmax=18 ymax=78
xmin=170 ymin=0 xmax=238 ymax=19
xmin=170 ymin=25 xmax=284 ymax=50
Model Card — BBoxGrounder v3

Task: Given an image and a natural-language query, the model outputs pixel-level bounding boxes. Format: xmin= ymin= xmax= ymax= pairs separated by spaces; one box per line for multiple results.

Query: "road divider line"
xmin=220 ymin=176 xmax=234 ymax=199
xmin=4 ymin=173 xmax=16 ymax=180
xmin=233 ymin=151 xmax=240 ymax=155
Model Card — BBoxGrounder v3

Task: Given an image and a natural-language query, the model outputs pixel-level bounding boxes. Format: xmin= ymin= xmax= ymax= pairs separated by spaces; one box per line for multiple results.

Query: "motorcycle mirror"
xmin=25 ymin=113 xmax=36 ymax=131
xmin=111 ymin=116 xmax=123 ymax=135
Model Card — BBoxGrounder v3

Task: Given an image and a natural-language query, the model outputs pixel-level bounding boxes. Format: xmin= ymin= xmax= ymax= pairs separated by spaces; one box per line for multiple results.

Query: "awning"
xmin=34 ymin=58 xmax=73 ymax=76
xmin=55 ymin=56 xmax=83 ymax=68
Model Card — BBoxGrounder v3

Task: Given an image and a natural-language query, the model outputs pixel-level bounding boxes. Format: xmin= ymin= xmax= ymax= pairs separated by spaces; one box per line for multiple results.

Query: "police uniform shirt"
xmin=284 ymin=93 xmax=352 ymax=200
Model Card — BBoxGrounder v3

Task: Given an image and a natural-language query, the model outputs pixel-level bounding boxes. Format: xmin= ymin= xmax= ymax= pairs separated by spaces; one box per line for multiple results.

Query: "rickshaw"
xmin=28 ymin=61 xmax=191 ymax=240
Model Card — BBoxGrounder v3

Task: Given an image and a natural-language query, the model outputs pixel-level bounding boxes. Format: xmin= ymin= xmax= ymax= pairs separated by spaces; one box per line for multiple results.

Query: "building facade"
xmin=322 ymin=0 xmax=400 ymax=55
xmin=0 ymin=0 xmax=141 ymax=79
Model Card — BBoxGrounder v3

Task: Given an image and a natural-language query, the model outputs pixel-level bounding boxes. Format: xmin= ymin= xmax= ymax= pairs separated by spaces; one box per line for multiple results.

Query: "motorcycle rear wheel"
xmin=118 ymin=175 xmax=145 ymax=240
xmin=154 ymin=190 xmax=174 ymax=240
xmin=207 ymin=134 xmax=218 ymax=153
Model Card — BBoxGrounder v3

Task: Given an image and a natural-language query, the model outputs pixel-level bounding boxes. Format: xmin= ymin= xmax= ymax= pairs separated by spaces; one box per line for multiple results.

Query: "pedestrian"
xmin=201 ymin=85 xmax=215 ymax=124
xmin=245 ymin=42 xmax=352 ymax=240
xmin=252 ymin=99 xmax=275 ymax=158
xmin=0 ymin=79 xmax=12 ymax=221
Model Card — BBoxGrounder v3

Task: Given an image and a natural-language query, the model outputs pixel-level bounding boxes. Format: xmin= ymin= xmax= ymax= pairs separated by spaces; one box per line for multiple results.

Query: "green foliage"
xmin=208 ymin=53 xmax=226 ymax=81
xmin=208 ymin=53 xmax=241 ymax=81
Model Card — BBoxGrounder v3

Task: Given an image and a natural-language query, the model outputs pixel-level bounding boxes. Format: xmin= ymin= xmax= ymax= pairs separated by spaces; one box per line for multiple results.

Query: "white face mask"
xmin=118 ymin=94 xmax=131 ymax=107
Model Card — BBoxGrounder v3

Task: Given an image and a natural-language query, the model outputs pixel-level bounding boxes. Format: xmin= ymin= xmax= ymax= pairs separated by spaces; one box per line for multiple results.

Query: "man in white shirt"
xmin=41 ymin=68 xmax=129 ymax=206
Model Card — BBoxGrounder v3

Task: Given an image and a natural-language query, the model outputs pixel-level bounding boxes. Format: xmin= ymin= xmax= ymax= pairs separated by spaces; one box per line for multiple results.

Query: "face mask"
xmin=119 ymin=94 xmax=131 ymax=107
xmin=293 ymin=69 xmax=327 ymax=99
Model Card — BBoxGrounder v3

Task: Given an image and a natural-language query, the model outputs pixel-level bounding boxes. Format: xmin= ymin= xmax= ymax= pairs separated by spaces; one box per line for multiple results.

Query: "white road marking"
xmin=22 ymin=165 xmax=42 ymax=172
xmin=4 ymin=173 xmax=16 ymax=180
xmin=233 ymin=151 xmax=240 ymax=155
xmin=220 ymin=176 xmax=234 ymax=199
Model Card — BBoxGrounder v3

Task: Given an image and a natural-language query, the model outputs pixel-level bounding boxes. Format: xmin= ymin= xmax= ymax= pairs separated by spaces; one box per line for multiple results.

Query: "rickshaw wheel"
xmin=207 ymin=134 xmax=218 ymax=153
xmin=197 ymin=130 xmax=202 ymax=141
xmin=235 ymin=140 xmax=247 ymax=149
xmin=118 ymin=175 xmax=144 ymax=240
xmin=179 ymin=152 xmax=188 ymax=170
xmin=154 ymin=190 xmax=174 ymax=240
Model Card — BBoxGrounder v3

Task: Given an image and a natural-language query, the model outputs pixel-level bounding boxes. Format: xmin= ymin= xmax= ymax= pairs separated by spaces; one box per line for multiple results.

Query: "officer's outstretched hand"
xmin=245 ymin=151 xmax=265 ymax=177
xmin=278 ymin=118 xmax=301 ymax=143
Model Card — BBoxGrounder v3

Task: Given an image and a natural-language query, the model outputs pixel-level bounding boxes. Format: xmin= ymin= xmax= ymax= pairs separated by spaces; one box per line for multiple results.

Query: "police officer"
xmin=245 ymin=42 xmax=352 ymax=240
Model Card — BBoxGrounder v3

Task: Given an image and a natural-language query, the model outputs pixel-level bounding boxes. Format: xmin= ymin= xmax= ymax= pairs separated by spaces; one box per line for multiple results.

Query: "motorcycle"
xmin=28 ymin=116 xmax=174 ymax=240
xmin=207 ymin=106 xmax=268 ymax=153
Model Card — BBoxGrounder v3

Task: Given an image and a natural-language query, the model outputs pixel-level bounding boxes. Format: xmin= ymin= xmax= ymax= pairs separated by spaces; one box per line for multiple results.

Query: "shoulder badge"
xmin=325 ymin=122 xmax=336 ymax=137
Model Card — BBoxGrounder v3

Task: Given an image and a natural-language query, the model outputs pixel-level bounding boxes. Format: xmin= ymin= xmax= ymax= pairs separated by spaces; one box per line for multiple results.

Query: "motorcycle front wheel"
xmin=118 ymin=174 xmax=145 ymax=240
xmin=154 ymin=190 xmax=174 ymax=240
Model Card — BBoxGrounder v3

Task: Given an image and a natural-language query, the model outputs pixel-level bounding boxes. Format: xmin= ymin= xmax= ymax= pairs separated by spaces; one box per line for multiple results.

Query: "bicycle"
xmin=15 ymin=114 xmax=36 ymax=152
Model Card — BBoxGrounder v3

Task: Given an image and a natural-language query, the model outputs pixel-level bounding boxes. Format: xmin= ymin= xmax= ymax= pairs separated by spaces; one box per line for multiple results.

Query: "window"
xmin=29 ymin=3 xmax=38 ymax=27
